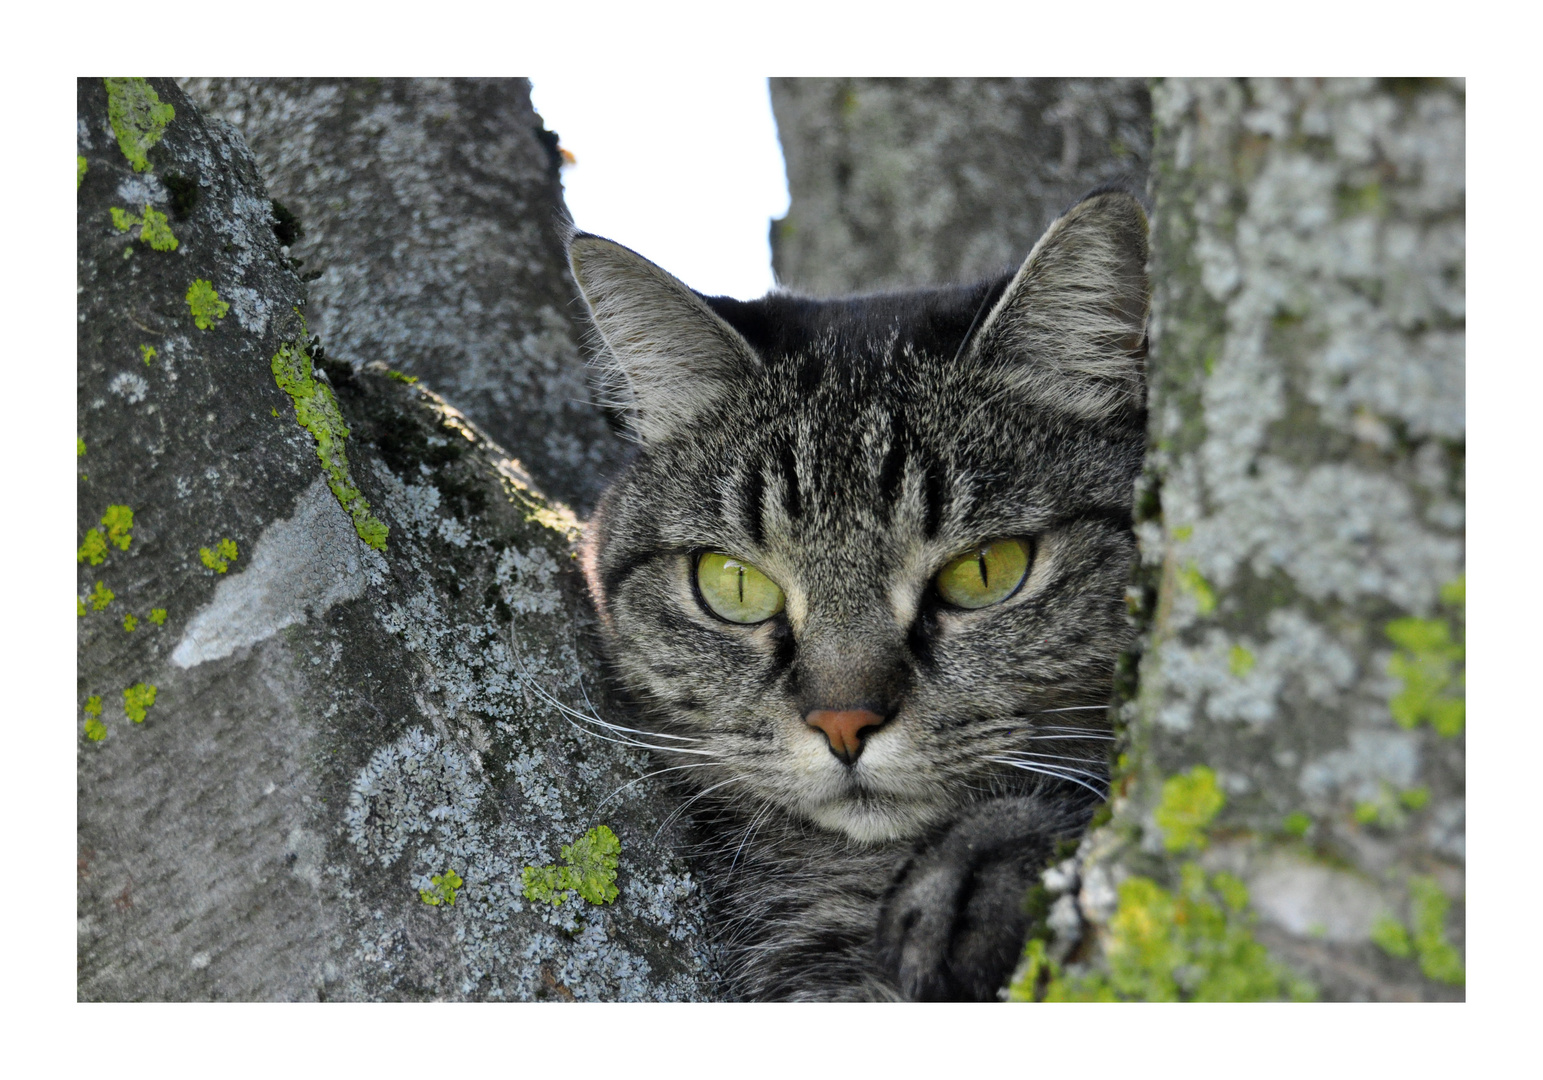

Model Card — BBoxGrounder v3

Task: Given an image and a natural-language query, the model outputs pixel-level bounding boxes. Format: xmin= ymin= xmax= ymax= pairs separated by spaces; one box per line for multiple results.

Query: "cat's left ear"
xmin=569 ymin=234 xmax=762 ymax=445
xmin=966 ymin=190 xmax=1149 ymax=423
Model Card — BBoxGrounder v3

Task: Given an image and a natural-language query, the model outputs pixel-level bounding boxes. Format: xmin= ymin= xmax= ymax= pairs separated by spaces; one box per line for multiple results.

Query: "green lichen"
xmin=1177 ymin=563 xmax=1217 ymax=616
xmin=77 ymin=597 xmax=86 ymax=618
xmin=77 ymin=529 xmax=107 ymax=566
xmin=1281 ymin=811 xmax=1312 ymax=838
xmin=148 ymin=607 xmax=167 ymax=626
xmin=1009 ymin=863 xmax=1313 ymax=1002
xmin=122 ymin=613 xmax=138 ymax=632
xmin=103 ymin=78 xmax=174 ymax=174
xmin=271 ymin=322 xmax=389 ymax=550
xmin=140 ymin=344 xmax=157 ymax=366
xmin=77 ymin=155 xmax=88 ymax=189
xmin=1228 ymin=644 xmax=1255 ymax=677
xmin=521 ymin=825 xmax=622 ymax=907
xmin=1386 ymin=574 xmax=1464 ymax=737
xmin=110 ymin=204 xmax=178 ymax=251
xmin=123 ymin=682 xmax=157 ymax=723
xmin=77 ymin=436 xmax=86 ymax=457
xmin=1336 ymin=181 xmax=1384 ymax=219
xmin=85 ymin=695 xmax=103 ymax=719
xmin=1370 ymin=914 xmax=1413 ymax=958
xmin=1154 ymin=765 xmax=1225 ymax=852
xmin=84 ymin=718 xmax=107 ymax=742
xmin=199 ymin=538 xmax=238 ymax=573
xmin=1353 ymin=781 xmax=1428 ymax=830
xmin=419 ymin=868 xmax=464 ymax=907
xmin=186 ymin=279 xmax=229 ymax=330
xmin=386 ymin=370 xmax=419 ymax=384
xmin=101 ymin=505 xmax=133 ymax=551
xmin=1409 ymin=876 xmax=1464 ymax=985
xmin=89 ymin=581 xmax=114 ymax=611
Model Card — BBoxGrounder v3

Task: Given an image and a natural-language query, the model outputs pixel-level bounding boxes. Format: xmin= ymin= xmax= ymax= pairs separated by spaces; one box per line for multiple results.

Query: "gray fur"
xmin=569 ymin=236 xmax=763 ymax=444
xmin=571 ymin=191 xmax=1149 ymax=1000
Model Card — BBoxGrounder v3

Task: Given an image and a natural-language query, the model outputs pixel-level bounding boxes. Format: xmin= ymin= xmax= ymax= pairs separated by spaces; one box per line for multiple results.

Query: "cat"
xmin=570 ymin=189 xmax=1149 ymax=1001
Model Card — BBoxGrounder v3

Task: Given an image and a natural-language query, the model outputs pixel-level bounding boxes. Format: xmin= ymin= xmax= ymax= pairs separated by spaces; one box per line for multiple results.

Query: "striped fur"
xmin=572 ymin=191 xmax=1149 ymax=1000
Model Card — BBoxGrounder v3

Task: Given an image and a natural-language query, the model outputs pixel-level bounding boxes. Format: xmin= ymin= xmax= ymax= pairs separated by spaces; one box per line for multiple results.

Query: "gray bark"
xmin=76 ymin=78 xmax=716 ymax=1001
xmin=1052 ymin=77 xmax=1466 ymax=1002
xmin=769 ymin=78 xmax=1150 ymax=295
xmin=177 ymin=78 xmax=628 ymax=516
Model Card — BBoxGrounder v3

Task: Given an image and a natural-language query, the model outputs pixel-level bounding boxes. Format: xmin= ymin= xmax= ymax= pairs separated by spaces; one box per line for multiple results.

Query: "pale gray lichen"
xmin=494 ymin=545 xmax=563 ymax=616
xmin=108 ymin=371 xmax=150 ymax=405
xmin=224 ymin=283 xmax=272 ymax=335
xmin=1068 ymin=79 xmax=1464 ymax=999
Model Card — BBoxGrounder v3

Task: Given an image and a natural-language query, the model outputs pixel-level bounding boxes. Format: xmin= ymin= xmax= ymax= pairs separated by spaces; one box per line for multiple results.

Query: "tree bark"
xmin=769 ymin=78 xmax=1151 ymax=294
xmin=1047 ymin=76 xmax=1466 ymax=1002
xmin=76 ymin=78 xmax=717 ymax=1001
xmin=178 ymin=78 xmax=628 ymax=516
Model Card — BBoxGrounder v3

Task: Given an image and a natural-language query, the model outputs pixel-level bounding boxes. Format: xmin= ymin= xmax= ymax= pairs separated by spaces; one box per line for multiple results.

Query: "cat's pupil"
xmin=977 ymin=550 xmax=989 ymax=587
xmin=736 ymin=566 xmax=745 ymax=603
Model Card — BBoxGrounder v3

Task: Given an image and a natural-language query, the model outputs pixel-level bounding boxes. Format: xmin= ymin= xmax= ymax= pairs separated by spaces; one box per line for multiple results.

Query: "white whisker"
xmin=595 ymin=760 xmax=724 ymax=813
xmin=656 ymin=776 xmax=744 ymax=840
xmin=993 ymin=753 xmax=1108 ymax=783
xmin=987 ymin=758 xmax=1108 ymax=800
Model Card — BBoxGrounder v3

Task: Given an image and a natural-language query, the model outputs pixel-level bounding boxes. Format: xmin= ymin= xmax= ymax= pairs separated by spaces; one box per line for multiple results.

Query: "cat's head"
xmin=571 ymin=191 xmax=1148 ymax=844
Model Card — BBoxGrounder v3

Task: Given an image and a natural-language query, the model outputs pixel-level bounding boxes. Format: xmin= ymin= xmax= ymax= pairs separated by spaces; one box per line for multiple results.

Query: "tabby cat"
xmin=571 ymin=190 xmax=1149 ymax=1001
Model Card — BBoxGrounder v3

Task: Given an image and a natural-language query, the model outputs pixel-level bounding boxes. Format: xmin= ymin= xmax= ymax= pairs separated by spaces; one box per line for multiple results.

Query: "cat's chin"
xmin=804 ymin=797 xmax=948 ymax=845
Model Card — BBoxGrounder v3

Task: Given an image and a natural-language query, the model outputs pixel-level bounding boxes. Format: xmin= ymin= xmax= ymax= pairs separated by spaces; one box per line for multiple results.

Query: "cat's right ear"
xmin=569 ymin=234 xmax=762 ymax=445
xmin=965 ymin=190 xmax=1149 ymax=423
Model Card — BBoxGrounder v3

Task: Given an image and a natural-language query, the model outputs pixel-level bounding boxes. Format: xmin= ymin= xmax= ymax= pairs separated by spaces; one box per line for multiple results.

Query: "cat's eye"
xmin=696 ymin=552 xmax=786 ymax=624
xmin=935 ymin=538 xmax=1031 ymax=609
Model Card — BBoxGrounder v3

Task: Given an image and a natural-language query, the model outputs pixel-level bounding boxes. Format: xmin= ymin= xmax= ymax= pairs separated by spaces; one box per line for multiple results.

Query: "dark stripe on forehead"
xmin=922 ymin=455 xmax=948 ymax=539
xmin=1072 ymin=505 xmax=1136 ymax=533
xmin=797 ymin=351 xmax=825 ymax=395
xmin=742 ymin=464 xmax=765 ymax=546
xmin=780 ymin=441 xmax=802 ymax=519
xmin=877 ymin=412 xmax=908 ymax=509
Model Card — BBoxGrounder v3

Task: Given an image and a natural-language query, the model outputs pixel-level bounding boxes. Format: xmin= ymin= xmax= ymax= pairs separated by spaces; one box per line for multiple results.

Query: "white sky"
xmin=529 ymin=75 xmax=790 ymax=300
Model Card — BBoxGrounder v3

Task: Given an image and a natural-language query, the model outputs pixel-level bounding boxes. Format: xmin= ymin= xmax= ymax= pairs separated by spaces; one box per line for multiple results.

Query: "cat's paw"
xmin=875 ymin=796 xmax=1084 ymax=1001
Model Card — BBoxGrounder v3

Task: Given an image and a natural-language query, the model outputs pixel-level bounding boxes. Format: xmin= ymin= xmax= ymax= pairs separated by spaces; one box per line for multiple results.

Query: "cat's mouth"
xmin=791 ymin=755 xmax=954 ymax=843
xmin=803 ymin=785 xmax=949 ymax=843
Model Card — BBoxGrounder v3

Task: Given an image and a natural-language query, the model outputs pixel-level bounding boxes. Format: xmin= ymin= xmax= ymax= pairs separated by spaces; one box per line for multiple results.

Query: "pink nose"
xmin=805 ymin=709 xmax=885 ymax=764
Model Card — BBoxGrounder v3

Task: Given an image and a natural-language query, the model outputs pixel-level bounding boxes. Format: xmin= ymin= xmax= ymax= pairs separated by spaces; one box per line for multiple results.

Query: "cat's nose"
xmin=805 ymin=708 xmax=886 ymax=765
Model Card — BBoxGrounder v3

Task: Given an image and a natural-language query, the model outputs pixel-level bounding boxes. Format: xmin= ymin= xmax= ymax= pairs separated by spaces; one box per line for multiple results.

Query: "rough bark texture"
xmin=77 ymin=78 xmax=717 ymax=1002
xmin=177 ymin=78 xmax=627 ymax=516
xmin=1032 ymin=78 xmax=1466 ymax=1002
xmin=769 ymin=78 xmax=1151 ymax=295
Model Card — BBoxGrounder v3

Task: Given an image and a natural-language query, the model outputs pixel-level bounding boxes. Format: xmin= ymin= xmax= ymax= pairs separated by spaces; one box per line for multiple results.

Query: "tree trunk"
xmin=769 ymin=77 xmax=1151 ymax=294
xmin=1043 ymin=76 xmax=1466 ymax=1003
xmin=76 ymin=77 xmax=717 ymax=1001
xmin=177 ymin=78 xmax=628 ymax=516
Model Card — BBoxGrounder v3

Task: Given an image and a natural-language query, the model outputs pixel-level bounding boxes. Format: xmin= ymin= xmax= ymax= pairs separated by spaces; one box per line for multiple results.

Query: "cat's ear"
xmin=966 ymin=191 xmax=1150 ymax=423
xmin=569 ymin=234 xmax=762 ymax=444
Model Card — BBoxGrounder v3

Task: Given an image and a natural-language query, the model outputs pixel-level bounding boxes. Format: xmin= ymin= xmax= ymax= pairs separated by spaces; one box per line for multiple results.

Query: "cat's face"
xmin=574 ymin=193 xmax=1149 ymax=843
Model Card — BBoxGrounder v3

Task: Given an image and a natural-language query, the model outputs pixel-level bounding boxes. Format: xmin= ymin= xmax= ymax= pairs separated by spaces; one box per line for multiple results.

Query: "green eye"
xmin=935 ymin=538 xmax=1031 ymax=609
xmin=696 ymin=552 xmax=786 ymax=624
